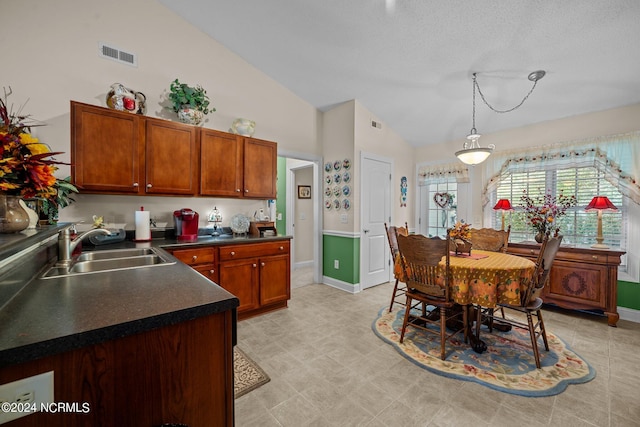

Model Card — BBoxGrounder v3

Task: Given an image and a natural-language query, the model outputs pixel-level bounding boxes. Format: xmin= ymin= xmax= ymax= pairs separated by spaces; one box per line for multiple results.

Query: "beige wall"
xmin=2 ymin=0 xmax=321 ymax=229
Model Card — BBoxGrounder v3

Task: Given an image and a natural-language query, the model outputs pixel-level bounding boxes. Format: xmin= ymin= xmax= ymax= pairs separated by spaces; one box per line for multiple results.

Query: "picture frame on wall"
xmin=298 ymin=185 xmax=311 ymax=199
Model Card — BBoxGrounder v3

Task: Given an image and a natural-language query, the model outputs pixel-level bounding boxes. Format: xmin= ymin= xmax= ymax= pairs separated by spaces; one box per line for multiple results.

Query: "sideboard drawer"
xmin=219 ymin=241 xmax=290 ymax=261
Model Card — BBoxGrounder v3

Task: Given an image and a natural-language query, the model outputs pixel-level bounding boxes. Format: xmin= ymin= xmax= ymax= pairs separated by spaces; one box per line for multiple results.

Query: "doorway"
xmin=280 ymin=151 xmax=322 ymax=285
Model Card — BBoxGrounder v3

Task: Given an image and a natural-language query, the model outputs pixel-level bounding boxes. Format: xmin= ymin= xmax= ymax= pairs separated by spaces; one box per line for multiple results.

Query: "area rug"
xmin=234 ymin=347 xmax=270 ymax=398
xmin=372 ymin=307 xmax=595 ymax=397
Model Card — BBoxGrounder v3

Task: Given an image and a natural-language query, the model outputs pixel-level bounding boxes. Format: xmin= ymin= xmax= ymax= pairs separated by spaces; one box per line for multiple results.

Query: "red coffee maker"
xmin=173 ymin=208 xmax=199 ymax=241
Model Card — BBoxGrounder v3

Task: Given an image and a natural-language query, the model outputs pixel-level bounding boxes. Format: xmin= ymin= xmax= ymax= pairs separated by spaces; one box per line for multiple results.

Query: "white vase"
xmin=177 ymin=107 xmax=204 ymax=126
xmin=19 ymin=199 xmax=39 ymax=229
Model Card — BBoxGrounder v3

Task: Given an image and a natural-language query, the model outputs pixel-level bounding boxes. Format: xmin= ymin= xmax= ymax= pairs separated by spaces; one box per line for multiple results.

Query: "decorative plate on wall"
xmin=342 ymin=185 xmax=351 ymax=197
xmin=343 ymin=159 xmax=351 ymax=170
xmin=325 ymin=187 xmax=332 ymax=197
xmin=333 ymin=173 xmax=342 ymax=184
xmin=325 ymin=200 xmax=332 ymax=210
xmin=333 ymin=160 xmax=342 ymax=171
xmin=333 ymin=186 xmax=342 ymax=197
xmin=333 ymin=199 xmax=341 ymax=210
xmin=325 ymin=175 xmax=332 ymax=185
xmin=343 ymin=171 xmax=351 ymax=183
xmin=342 ymin=199 xmax=351 ymax=210
xmin=325 ymin=162 xmax=333 ymax=173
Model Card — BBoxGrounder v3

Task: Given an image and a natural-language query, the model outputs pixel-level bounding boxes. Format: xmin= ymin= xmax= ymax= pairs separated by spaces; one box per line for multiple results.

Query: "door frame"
xmin=280 ymin=149 xmax=323 ymax=284
xmin=359 ymin=151 xmax=394 ymax=289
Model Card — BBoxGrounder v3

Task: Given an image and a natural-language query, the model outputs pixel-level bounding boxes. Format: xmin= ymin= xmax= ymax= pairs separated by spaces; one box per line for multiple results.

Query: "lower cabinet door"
xmin=218 ymin=258 xmax=259 ymax=314
xmin=194 ymin=264 xmax=219 ymax=284
xmin=259 ymin=254 xmax=290 ymax=306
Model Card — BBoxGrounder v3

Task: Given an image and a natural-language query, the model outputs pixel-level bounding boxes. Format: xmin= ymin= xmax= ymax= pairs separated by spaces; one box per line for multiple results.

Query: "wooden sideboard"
xmin=507 ymin=242 xmax=625 ymax=326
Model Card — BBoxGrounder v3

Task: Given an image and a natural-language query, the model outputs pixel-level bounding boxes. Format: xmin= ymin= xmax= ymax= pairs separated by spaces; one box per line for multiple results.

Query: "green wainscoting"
xmin=276 ymin=157 xmax=287 ymax=234
xmin=323 ymin=234 xmax=360 ymax=285
xmin=618 ymin=281 xmax=640 ymax=310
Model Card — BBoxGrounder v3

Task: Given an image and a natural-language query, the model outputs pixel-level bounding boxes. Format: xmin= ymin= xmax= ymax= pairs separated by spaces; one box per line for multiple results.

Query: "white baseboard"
xmin=294 ymin=260 xmax=314 ymax=270
xmin=619 ymin=306 xmax=640 ymax=324
xmin=322 ymin=276 xmax=361 ymax=294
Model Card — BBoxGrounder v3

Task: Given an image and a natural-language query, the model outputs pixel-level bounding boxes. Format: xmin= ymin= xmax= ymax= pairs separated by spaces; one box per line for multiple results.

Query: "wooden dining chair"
xmin=469 ymin=226 xmax=510 ymax=253
xmin=384 ymin=222 xmax=409 ymax=312
xmin=396 ymin=231 xmax=468 ymax=360
xmin=489 ymin=231 xmax=563 ymax=368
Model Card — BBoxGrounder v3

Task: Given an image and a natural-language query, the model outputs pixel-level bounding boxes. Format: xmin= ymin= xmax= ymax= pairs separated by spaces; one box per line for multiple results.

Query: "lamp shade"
xmin=493 ymin=199 xmax=513 ymax=211
xmin=585 ymin=196 xmax=618 ymax=212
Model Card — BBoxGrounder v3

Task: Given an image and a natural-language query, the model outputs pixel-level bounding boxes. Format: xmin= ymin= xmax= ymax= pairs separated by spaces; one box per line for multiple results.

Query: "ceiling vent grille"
xmin=99 ymin=42 xmax=138 ymax=67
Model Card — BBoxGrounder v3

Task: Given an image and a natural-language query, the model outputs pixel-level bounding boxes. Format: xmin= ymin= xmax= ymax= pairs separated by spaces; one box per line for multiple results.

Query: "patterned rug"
xmin=372 ymin=307 xmax=595 ymax=397
xmin=234 ymin=347 xmax=270 ymax=398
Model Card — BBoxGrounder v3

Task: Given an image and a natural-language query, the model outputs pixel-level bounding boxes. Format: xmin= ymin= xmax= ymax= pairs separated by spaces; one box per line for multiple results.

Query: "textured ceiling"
xmin=159 ymin=0 xmax=640 ymax=148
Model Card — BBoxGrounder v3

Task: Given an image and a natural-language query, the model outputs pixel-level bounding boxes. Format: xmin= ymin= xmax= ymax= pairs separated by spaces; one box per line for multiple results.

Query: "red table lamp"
xmin=493 ymin=199 xmax=513 ymax=231
xmin=585 ymin=196 xmax=618 ymax=249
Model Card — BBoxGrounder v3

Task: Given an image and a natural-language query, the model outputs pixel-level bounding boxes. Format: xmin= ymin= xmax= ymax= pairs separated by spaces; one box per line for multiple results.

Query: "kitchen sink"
xmin=76 ymin=248 xmax=156 ymax=261
xmin=41 ymin=247 xmax=176 ymax=279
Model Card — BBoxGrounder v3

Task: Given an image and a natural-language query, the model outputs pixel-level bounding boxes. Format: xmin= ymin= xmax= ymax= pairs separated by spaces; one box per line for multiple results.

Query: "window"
xmin=425 ymin=182 xmax=457 ymax=238
xmin=492 ymin=166 xmax=627 ymax=262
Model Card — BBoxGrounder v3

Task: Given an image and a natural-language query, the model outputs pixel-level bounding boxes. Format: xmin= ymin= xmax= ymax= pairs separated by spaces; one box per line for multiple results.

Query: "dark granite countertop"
xmin=0 ymin=226 xmax=295 ymax=367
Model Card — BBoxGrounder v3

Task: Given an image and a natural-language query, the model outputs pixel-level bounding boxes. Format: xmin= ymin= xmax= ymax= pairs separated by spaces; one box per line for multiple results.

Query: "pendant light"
xmin=456 ymin=70 xmax=545 ymax=165
xmin=456 ymin=73 xmax=494 ymax=165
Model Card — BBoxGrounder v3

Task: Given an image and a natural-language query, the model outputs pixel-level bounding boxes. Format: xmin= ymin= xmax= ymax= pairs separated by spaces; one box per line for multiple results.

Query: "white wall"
xmin=293 ymin=166 xmax=314 ymax=264
xmin=2 ymin=0 xmax=321 ymax=229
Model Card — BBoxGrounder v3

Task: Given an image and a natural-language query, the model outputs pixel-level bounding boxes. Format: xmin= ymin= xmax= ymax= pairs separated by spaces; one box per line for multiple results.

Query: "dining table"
xmin=439 ymin=249 xmax=537 ymax=353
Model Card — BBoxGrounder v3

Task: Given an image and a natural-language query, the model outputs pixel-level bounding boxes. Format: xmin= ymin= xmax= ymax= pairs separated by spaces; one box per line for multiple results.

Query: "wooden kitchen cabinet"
xmin=144 ymin=118 xmax=198 ymax=195
xmin=218 ymin=240 xmax=290 ymax=319
xmin=71 ymin=101 xmax=198 ymax=196
xmin=71 ymin=101 xmax=144 ymax=194
xmin=507 ymin=242 xmax=625 ymax=326
xmin=0 ymin=312 xmax=235 ymax=426
xmin=168 ymin=246 xmax=218 ymax=283
xmin=200 ymin=130 xmax=277 ymax=199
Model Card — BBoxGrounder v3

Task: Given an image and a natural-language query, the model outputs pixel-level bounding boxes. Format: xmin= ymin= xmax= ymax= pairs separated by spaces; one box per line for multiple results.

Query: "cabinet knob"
xmin=592 ymin=255 xmax=598 ymax=260
xmin=261 ymin=262 xmax=265 ymax=267
xmin=133 ymin=182 xmax=139 ymax=187
xmin=146 ymin=183 xmax=153 ymax=189
xmin=530 ymin=249 xmax=535 ymax=254
xmin=191 ymin=255 xmax=198 ymax=262
xmin=279 ymin=246 xmax=284 ymax=251
xmin=245 ymin=189 xmax=249 ymax=193
xmin=230 ymin=251 xmax=235 ymax=256
xmin=209 ymin=269 xmax=215 ymax=274
xmin=252 ymin=263 xmax=257 ymax=268
xmin=236 ymin=189 xmax=241 ymax=192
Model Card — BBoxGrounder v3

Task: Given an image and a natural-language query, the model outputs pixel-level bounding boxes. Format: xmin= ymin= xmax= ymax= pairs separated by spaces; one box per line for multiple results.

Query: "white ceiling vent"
xmin=99 ymin=42 xmax=138 ymax=67
xmin=371 ymin=120 xmax=382 ymax=129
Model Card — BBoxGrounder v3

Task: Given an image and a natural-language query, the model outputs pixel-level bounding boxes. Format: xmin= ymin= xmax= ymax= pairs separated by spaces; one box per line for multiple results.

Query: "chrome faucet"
xmin=57 ymin=226 xmax=112 ymax=267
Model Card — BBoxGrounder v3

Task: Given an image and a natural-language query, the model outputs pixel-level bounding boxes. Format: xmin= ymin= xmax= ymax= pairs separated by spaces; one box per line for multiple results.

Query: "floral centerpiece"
xmin=0 ymin=88 xmax=74 ymax=230
xmin=519 ymin=189 xmax=576 ymax=242
xmin=449 ymin=221 xmax=472 ymax=254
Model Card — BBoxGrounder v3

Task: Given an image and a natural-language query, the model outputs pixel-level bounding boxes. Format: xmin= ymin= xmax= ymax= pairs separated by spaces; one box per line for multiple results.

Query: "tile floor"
xmin=235 ymin=269 xmax=640 ymax=426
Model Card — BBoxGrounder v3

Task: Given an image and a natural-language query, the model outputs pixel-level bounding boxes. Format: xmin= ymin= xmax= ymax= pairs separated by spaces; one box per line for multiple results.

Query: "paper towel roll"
xmin=135 ymin=209 xmax=151 ymax=241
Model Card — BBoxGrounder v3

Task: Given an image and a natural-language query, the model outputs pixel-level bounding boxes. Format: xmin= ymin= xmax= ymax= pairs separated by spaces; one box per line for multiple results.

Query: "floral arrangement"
xmin=0 ymin=88 xmax=70 ymax=204
xmin=449 ymin=221 xmax=471 ymax=241
xmin=519 ymin=189 xmax=577 ymax=236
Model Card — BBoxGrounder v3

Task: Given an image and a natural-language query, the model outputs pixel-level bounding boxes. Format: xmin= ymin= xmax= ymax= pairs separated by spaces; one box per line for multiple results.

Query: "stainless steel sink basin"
xmin=41 ymin=247 xmax=176 ymax=279
xmin=76 ymin=248 xmax=156 ymax=261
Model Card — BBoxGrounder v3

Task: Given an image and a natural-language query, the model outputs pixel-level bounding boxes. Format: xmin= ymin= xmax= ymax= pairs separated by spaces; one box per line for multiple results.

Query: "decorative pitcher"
xmin=106 ymin=83 xmax=146 ymax=115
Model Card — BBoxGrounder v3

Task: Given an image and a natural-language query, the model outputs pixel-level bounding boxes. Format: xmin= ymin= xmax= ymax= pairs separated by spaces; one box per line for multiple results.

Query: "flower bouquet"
xmin=0 ymin=87 xmax=75 ymax=228
xmin=449 ymin=221 xmax=472 ymax=255
xmin=519 ymin=189 xmax=576 ymax=242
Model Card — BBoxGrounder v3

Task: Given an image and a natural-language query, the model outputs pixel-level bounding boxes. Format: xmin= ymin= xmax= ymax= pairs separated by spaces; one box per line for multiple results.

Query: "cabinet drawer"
xmin=170 ymin=247 xmax=216 ymax=266
xmin=219 ymin=241 xmax=290 ymax=261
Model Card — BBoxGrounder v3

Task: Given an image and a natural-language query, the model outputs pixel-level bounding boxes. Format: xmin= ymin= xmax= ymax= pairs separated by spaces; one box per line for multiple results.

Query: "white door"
xmin=361 ymin=153 xmax=392 ymax=289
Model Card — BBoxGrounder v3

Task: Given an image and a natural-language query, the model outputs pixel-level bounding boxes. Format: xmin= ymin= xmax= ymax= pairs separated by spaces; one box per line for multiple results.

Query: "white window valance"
xmin=418 ymin=163 xmax=469 ymax=184
xmin=482 ymin=131 xmax=640 ymax=206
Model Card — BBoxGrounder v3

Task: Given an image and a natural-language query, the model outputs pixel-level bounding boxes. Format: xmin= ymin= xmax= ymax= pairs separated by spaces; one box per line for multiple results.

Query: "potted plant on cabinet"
xmin=167 ymin=79 xmax=215 ymax=126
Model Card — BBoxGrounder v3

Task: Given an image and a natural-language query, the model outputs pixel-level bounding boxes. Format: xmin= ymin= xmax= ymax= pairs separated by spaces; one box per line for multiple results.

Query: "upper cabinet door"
xmin=71 ymin=101 xmax=144 ymax=194
xmin=145 ymin=119 xmax=198 ymax=195
xmin=200 ymin=129 xmax=243 ymax=197
xmin=243 ymin=137 xmax=277 ymax=199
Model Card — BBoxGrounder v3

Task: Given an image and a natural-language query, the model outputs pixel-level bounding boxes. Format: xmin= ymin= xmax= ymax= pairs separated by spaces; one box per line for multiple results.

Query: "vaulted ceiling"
xmin=160 ymin=0 xmax=640 ymax=148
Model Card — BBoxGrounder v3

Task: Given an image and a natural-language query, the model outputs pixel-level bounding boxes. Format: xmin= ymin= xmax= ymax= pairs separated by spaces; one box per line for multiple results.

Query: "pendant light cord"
xmin=474 ymin=73 xmax=541 ymax=114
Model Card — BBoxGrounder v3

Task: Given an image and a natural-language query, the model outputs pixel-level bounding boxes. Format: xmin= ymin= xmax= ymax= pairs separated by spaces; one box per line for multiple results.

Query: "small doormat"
xmin=234 ymin=347 xmax=270 ymax=398
xmin=372 ymin=307 xmax=595 ymax=397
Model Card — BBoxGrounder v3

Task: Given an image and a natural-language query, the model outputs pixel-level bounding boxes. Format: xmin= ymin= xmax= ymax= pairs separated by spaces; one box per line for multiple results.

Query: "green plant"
xmin=41 ymin=177 xmax=79 ymax=224
xmin=167 ymin=79 xmax=215 ymax=114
